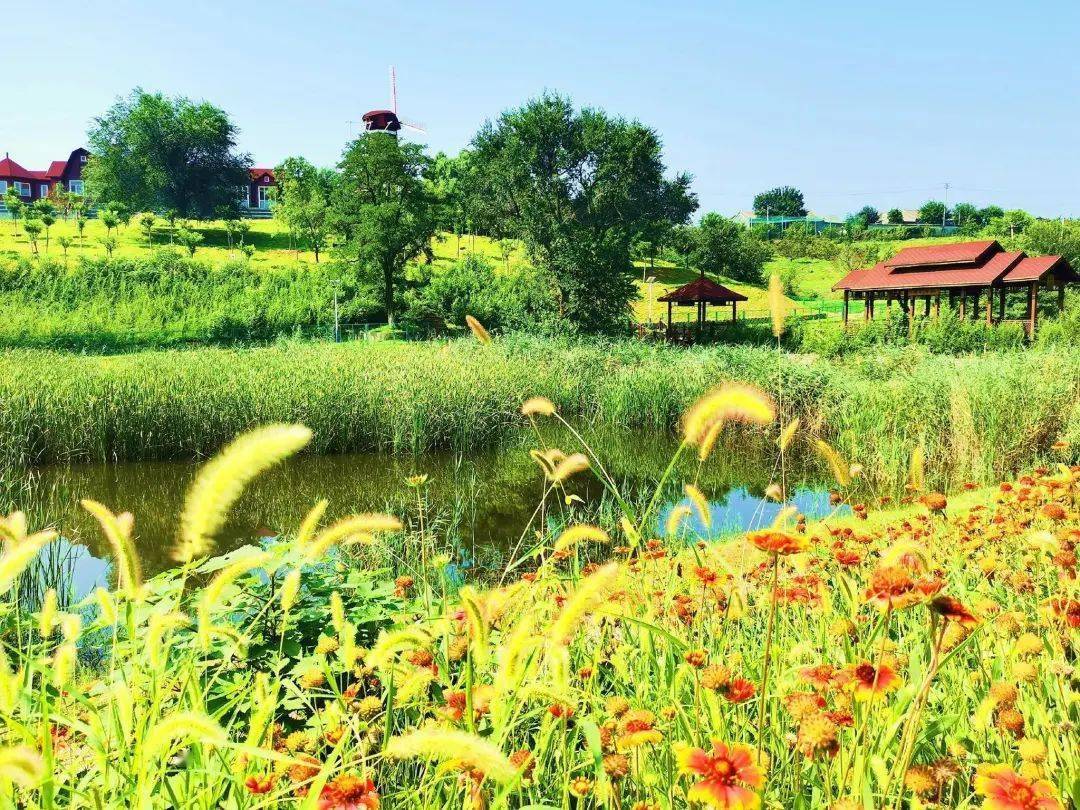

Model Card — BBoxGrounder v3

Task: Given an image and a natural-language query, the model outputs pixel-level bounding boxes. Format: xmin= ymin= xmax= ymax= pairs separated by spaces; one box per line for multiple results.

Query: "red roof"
xmin=249 ymin=167 xmax=275 ymax=181
xmin=45 ymin=160 xmax=67 ymax=178
xmin=885 ymin=240 xmax=998 ymax=268
xmin=834 ymin=240 xmax=1075 ymax=292
xmin=658 ymin=276 xmax=749 ymax=304
xmin=0 ymin=156 xmax=32 ymax=178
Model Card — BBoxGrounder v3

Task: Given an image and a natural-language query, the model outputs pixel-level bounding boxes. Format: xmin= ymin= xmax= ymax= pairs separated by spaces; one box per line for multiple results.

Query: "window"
xmin=0 ymin=181 xmax=7 ymax=194
xmin=79 ymin=154 xmax=87 ymax=163
xmin=13 ymin=181 xmax=30 ymax=196
xmin=40 ymin=184 xmax=49 ymax=198
xmin=68 ymin=180 xmax=84 ymax=195
xmin=257 ymin=185 xmax=271 ymax=209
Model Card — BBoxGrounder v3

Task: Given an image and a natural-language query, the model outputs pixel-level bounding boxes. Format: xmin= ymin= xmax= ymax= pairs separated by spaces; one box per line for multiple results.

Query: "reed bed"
xmin=0 ymin=390 xmax=1076 ymax=808
xmin=0 ymin=337 xmax=1076 ymax=494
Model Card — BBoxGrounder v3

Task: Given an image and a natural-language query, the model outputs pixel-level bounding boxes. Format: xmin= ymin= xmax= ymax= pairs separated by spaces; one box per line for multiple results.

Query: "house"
xmin=243 ymin=168 xmax=276 ymax=213
xmin=0 ymin=148 xmax=89 ymax=203
xmin=832 ymin=239 xmax=1078 ymax=336
xmin=876 ymin=209 xmax=920 ymax=225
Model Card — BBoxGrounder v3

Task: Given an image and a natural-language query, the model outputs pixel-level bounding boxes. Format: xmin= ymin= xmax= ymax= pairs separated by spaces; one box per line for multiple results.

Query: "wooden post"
xmin=1058 ymin=283 xmax=1066 ymax=315
xmin=998 ymin=287 xmax=1006 ymax=321
xmin=959 ymin=291 xmax=966 ymax=320
xmin=842 ymin=290 xmax=849 ymax=326
xmin=972 ymin=290 xmax=980 ymax=319
xmin=924 ymin=296 xmax=931 ymax=317
xmin=985 ymin=288 xmax=992 ymax=325
xmin=731 ymin=300 xmax=737 ymax=322
xmin=1029 ymin=281 xmax=1039 ymax=336
xmin=667 ymin=300 xmax=672 ymax=335
xmin=934 ymin=290 xmax=941 ymax=318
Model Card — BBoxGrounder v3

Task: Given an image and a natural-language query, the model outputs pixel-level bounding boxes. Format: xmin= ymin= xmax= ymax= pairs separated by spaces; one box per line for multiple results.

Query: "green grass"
xmin=1 ymin=336 xmax=1076 ymax=494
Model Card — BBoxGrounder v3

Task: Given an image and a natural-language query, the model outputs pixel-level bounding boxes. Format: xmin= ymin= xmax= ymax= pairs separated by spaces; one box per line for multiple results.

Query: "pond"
xmin=3 ymin=426 xmax=847 ymax=598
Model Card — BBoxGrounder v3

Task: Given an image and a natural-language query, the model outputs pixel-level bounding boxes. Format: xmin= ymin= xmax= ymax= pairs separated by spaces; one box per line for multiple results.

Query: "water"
xmin=3 ymin=427 xmax=846 ymax=598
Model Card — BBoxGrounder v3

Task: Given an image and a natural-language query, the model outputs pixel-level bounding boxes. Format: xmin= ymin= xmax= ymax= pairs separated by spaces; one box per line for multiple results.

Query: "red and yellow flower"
xmin=974 ymin=764 xmax=1062 ymax=810
xmin=675 ymin=740 xmax=764 ymax=809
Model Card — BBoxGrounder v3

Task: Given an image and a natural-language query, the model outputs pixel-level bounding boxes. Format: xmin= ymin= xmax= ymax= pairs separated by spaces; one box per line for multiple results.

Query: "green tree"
xmin=978 ymin=205 xmax=1004 ymax=224
xmin=24 ymin=219 xmax=43 ymax=255
xmin=273 ymin=156 xmax=337 ymax=263
xmin=139 ymin=212 xmax=157 ymax=246
xmin=426 ymin=150 xmax=475 ymax=240
xmin=331 ymin=132 xmax=437 ymax=328
xmin=855 ymin=205 xmax=880 ymax=227
xmin=101 ymin=236 xmax=118 ymax=258
xmin=887 ymin=208 xmax=905 ymax=225
xmin=753 ymin=186 xmax=806 ymax=218
xmin=175 ymin=227 xmax=203 ymax=257
xmin=985 ymin=209 xmax=1034 ymax=238
xmin=918 ymin=200 xmax=947 ymax=225
xmin=101 ymin=210 xmax=120 ymax=237
xmin=468 ymin=93 xmax=696 ymax=332
xmin=85 ymin=88 xmax=251 ymax=217
xmin=57 ymin=235 xmax=73 ymax=267
xmin=5 ymin=190 xmax=25 ymax=235
xmin=691 ymin=213 xmax=771 ymax=284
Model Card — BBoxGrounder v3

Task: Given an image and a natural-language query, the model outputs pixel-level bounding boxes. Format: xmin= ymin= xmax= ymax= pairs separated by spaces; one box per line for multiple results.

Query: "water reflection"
xmin=4 ymin=426 xmax=842 ymax=596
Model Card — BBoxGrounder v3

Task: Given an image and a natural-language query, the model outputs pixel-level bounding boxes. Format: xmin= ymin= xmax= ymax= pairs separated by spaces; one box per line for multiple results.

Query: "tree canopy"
xmin=273 ymin=156 xmax=337 ymax=263
xmin=468 ymin=92 xmax=696 ymax=333
xmin=753 ymin=186 xmax=806 ymax=218
xmin=855 ymin=206 xmax=880 ymax=227
xmin=691 ymin=213 xmax=771 ymax=284
xmin=85 ymin=88 xmax=251 ymax=218
xmin=332 ymin=133 xmax=437 ymax=328
xmin=917 ymin=200 xmax=948 ymax=225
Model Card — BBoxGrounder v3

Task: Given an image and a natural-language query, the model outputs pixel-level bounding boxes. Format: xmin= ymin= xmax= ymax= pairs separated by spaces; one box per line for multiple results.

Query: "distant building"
xmin=244 ymin=167 xmax=276 ymax=213
xmin=877 ymin=209 xmax=920 ymax=225
xmin=733 ymin=210 xmax=844 ymax=234
xmin=0 ymin=148 xmax=89 ymax=203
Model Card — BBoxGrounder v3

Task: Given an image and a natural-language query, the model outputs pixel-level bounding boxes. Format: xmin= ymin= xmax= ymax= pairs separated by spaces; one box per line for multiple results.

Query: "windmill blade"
xmin=400 ymin=119 xmax=427 ymax=134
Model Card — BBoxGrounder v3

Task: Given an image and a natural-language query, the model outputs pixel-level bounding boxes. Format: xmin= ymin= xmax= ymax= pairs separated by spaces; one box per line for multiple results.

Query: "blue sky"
xmin=5 ymin=0 xmax=1080 ymax=217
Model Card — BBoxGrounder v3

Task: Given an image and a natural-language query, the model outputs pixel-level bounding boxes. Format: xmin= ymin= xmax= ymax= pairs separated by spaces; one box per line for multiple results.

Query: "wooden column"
xmin=1029 ymin=281 xmax=1039 ymax=336
xmin=985 ymin=289 xmax=992 ymax=325
xmin=934 ymin=290 xmax=941 ymax=318
xmin=667 ymin=301 xmax=672 ymax=333
xmin=842 ymin=290 xmax=849 ymax=326
xmin=1058 ymin=283 xmax=1066 ymax=315
xmin=959 ymin=292 xmax=966 ymax=320
xmin=998 ymin=287 xmax=1006 ymax=321
xmin=972 ymin=290 xmax=980 ymax=320
xmin=731 ymin=301 xmax=737 ymax=322
xmin=924 ymin=296 xmax=931 ymax=317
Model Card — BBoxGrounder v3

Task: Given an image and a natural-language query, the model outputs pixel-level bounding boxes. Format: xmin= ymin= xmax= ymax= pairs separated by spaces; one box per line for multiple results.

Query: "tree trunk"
xmin=385 ymin=263 xmax=395 ymax=328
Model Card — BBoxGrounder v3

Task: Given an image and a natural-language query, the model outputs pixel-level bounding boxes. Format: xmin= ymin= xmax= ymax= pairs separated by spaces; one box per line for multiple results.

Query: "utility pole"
xmin=943 ymin=182 xmax=950 ymax=228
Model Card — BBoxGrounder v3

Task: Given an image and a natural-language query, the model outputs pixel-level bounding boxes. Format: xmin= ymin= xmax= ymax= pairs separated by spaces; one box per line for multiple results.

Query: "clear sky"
xmin=5 ymin=0 xmax=1080 ymax=217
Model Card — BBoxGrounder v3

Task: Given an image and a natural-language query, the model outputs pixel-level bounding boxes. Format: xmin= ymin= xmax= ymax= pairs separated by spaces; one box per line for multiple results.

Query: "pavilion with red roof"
xmin=657 ymin=272 xmax=748 ymax=338
xmin=832 ymin=239 xmax=1077 ymax=336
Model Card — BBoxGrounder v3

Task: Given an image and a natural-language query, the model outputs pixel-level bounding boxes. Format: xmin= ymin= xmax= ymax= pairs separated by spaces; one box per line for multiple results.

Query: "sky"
xmin=6 ymin=0 xmax=1080 ymax=218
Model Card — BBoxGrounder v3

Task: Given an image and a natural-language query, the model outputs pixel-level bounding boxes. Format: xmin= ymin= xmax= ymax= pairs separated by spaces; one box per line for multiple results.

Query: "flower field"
xmin=0 ymin=385 xmax=1077 ymax=808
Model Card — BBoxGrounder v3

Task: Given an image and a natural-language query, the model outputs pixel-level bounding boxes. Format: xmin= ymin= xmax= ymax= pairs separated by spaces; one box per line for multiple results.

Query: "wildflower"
xmin=685 ymin=649 xmax=708 ymax=668
xmin=316 ymin=634 xmax=340 ymax=655
xmin=394 ymin=576 xmax=414 ymax=598
xmin=604 ymin=753 xmax=630 ymax=780
xmin=245 ymin=773 xmax=277 ymax=794
xmin=700 ymin=665 xmax=732 ymax=691
xmin=569 ymin=777 xmax=594 ymax=797
xmin=1013 ymin=662 xmax=1038 ymax=683
xmin=904 ymin=765 xmax=936 ymax=796
xmin=300 ymin=669 xmax=327 ymax=690
xmin=796 ymin=714 xmax=838 ymax=758
xmin=989 ymin=682 xmax=1019 ymax=708
xmin=746 ymin=529 xmax=808 ymax=556
xmin=354 ymin=696 xmax=382 ymax=720
xmin=930 ymin=757 xmax=961 ymax=787
xmin=675 ymin=739 xmax=765 ymax=809
xmin=1018 ymin=739 xmax=1047 ymax=764
xmin=606 ymin=696 xmax=631 ymax=717
xmin=1014 ymin=633 xmax=1044 ymax=658
xmin=996 ymin=707 xmax=1025 ymax=738
xmin=974 ymin=763 xmax=1062 ymax=810
xmin=799 ymin=664 xmax=837 ymax=691
xmin=844 ymin=662 xmax=901 ymax=701
xmin=510 ymin=749 xmax=535 ymax=783
xmin=288 ymin=754 xmax=322 ymax=784
xmin=921 ymin=492 xmax=948 ymax=512
xmin=784 ymin=692 xmax=827 ymax=721
xmin=865 ymin=565 xmax=922 ymax=611
xmin=1040 ymin=503 xmax=1067 ymax=521
xmin=723 ymin=678 xmax=756 ymax=704
xmin=549 ymin=702 xmax=575 ymax=720
xmin=931 ymin=595 xmax=980 ymax=628
xmin=618 ymin=709 xmax=663 ymax=749
xmin=405 ymin=474 xmax=429 ymax=487
xmin=317 ymin=774 xmax=379 ymax=809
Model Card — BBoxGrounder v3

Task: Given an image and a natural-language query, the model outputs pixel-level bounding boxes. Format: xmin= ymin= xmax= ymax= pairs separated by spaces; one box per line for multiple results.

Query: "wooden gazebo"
xmin=833 ymin=240 xmax=1078 ymax=336
xmin=658 ymin=273 xmax=748 ymax=338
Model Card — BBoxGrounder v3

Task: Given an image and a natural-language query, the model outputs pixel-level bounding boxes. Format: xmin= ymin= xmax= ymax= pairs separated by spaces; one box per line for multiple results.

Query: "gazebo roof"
xmin=658 ymin=275 xmax=749 ymax=304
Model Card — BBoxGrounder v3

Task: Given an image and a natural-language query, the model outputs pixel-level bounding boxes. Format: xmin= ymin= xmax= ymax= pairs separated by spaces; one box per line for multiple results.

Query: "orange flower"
xmin=317 ymin=775 xmax=379 ymax=809
xmin=799 ymin=663 xmax=838 ymax=691
xmin=843 ymin=662 xmax=901 ymax=701
xmin=974 ymin=764 xmax=1062 ymax=810
xmin=723 ymin=678 xmax=756 ymax=704
xmin=746 ymin=530 xmax=808 ymax=556
xmin=245 ymin=773 xmax=277 ymax=794
xmin=930 ymin=595 xmax=979 ymax=628
xmin=676 ymin=740 xmax=764 ymax=809
xmin=921 ymin=492 xmax=948 ymax=512
xmin=864 ymin=565 xmax=922 ymax=611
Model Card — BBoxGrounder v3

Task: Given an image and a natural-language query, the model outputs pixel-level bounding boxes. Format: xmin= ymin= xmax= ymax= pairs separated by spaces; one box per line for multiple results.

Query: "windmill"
xmin=351 ymin=66 xmax=426 ymax=137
